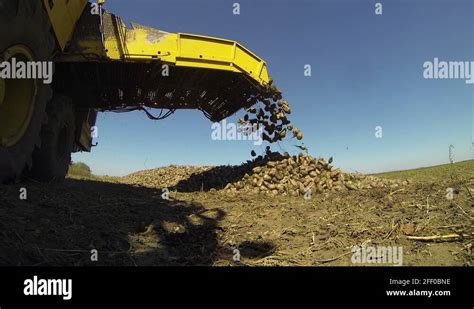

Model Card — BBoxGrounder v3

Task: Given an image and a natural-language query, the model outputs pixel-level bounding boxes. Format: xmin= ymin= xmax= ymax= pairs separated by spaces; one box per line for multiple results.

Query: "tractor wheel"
xmin=0 ymin=0 xmax=55 ymax=183
xmin=27 ymin=95 xmax=76 ymax=182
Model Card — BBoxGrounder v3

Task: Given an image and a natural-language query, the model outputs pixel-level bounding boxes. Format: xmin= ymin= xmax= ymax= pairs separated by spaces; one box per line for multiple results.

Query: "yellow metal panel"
xmin=174 ymin=33 xmax=270 ymax=86
xmin=178 ymin=34 xmax=234 ymax=62
xmin=103 ymin=13 xmax=127 ymax=59
xmin=102 ymin=15 xmax=271 ymax=87
xmin=43 ymin=0 xmax=88 ymax=51
xmin=233 ymin=45 xmax=264 ymax=79
xmin=174 ymin=59 xmax=240 ymax=73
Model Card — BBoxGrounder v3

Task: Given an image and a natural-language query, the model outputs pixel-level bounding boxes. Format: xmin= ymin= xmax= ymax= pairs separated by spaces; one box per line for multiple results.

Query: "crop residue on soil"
xmin=0 ymin=160 xmax=472 ymax=266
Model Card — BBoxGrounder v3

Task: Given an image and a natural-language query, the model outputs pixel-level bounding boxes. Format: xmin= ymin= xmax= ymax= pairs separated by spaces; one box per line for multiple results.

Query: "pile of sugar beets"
xmin=122 ymin=152 xmax=406 ymax=196
xmin=122 ymin=84 xmax=407 ymax=196
xmin=221 ymin=152 xmax=407 ymax=196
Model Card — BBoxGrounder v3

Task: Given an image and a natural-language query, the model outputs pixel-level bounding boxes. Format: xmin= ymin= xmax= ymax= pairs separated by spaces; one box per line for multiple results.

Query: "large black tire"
xmin=27 ymin=95 xmax=76 ymax=182
xmin=0 ymin=0 xmax=55 ymax=183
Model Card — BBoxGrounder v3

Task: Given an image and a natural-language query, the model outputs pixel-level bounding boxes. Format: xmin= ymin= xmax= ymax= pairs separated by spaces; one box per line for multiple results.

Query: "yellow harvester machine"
xmin=0 ymin=0 xmax=274 ymax=182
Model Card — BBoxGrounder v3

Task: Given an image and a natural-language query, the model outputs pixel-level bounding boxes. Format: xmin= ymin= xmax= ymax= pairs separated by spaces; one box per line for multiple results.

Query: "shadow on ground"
xmin=0 ymin=178 xmax=232 ymax=266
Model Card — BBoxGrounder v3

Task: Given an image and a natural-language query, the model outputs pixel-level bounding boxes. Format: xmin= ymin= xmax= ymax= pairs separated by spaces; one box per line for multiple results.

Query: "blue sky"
xmin=73 ymin=0 xmax=474 ymax=176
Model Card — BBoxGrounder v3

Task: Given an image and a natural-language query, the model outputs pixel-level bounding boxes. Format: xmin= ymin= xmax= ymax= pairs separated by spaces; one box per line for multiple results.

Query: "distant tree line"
xmin=68 ymin=161 xmax=92 ymax=178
